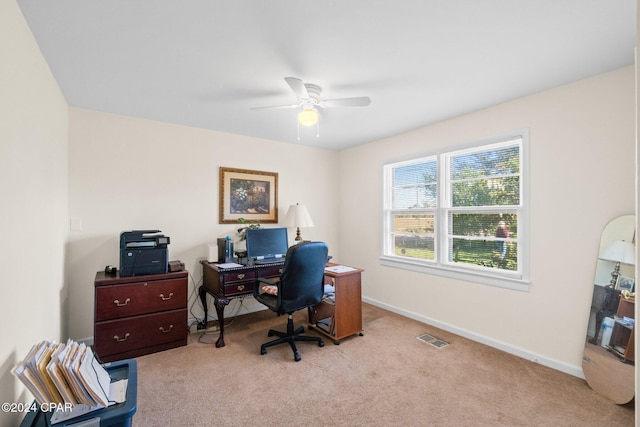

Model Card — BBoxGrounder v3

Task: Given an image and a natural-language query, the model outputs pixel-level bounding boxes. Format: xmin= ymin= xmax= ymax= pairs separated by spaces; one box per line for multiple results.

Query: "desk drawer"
xmin=222 ymin=270 xmax=257 ymax=283
xmin=95 ymin=277 xmax=187 ymax=321
xmin=258 ymin=265 xmax=284 ymax=278
xmin=223 ymin=281 xmax=255 ymax=296
xmin=94 ymin=309 xmax=187 ymax=358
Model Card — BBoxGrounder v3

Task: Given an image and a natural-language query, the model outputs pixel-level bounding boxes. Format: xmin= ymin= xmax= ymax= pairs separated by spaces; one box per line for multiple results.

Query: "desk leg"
xmin=198 ymin=286 xmax=208 ymax=329
xmin=591 ymin=309 xmax=606 ymax=344
xmin=214 ymin=297 xmax=230 ymax=348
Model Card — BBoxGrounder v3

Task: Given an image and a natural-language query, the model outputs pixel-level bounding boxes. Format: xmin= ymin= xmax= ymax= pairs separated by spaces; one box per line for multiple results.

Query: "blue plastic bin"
xmin=19 ymin=359 xmax=137 ymax=427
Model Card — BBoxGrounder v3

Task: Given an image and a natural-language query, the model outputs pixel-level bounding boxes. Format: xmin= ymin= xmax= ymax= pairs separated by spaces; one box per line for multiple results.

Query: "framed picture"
xmin=616 ymin=275 xmax=635 ymax=292
xmin=219 ymin=167 xmax=278 ymax=224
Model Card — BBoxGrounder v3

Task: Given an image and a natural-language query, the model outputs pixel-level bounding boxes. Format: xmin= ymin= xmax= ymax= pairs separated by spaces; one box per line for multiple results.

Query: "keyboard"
xmin=255 ymin=258 xmax=285 ymax=265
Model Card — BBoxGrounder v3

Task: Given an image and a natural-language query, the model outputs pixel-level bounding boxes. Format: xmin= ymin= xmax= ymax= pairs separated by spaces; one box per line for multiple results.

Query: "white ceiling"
xmin=17 ymin=1 xmax=636 ymax=151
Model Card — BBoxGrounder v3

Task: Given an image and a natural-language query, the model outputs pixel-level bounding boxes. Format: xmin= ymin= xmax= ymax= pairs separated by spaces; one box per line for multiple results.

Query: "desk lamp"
xmin=285 ymin=203 xmax=314 ymax=243
xmin=599 ymin=240 xmax=635 ymax=288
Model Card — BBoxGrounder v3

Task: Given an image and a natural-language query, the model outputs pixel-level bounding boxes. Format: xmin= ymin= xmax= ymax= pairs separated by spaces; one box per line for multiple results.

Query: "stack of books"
xmin=12 ymin=339 xmax=110 ymax=408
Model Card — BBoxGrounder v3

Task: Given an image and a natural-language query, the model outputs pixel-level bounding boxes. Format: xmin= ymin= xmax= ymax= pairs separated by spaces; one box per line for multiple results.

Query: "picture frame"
xmin=219 ymin=167 xmax=278 ymax=224
xmin=616 ymin=275 xmax=635 ymax=292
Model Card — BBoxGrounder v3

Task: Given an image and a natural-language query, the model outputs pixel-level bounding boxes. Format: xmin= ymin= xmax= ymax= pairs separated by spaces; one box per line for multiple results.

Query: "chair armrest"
xmin=254 ymin=277 xmax=280 ymax=298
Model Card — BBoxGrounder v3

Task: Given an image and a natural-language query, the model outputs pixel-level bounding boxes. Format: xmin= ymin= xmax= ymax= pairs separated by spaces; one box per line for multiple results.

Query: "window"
xmin=381 ymin=132 xmax=529 ymax=290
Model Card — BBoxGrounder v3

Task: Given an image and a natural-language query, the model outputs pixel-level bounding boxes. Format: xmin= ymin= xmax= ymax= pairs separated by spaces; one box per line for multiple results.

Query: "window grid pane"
xmin=451 ymin=176 xmax=520 ymax=207
xmin=447 ymin=212 xmax=518 ymax=271
xmin=450 ymin=145 xmax=520 ymax=180
xmin=392 ymin=159 xmax=437 ymax=209
xmin=393 ymin=213 xmax=435 ymax=260
xmin=393 ymin=184 xmax=437 ymax=209
xmin=449 ymin=143 xmax=521 ymax=208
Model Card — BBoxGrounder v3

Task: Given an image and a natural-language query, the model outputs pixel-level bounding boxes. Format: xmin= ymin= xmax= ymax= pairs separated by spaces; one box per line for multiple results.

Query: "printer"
xmin=119 ymin=230 xmax=170 ymax=277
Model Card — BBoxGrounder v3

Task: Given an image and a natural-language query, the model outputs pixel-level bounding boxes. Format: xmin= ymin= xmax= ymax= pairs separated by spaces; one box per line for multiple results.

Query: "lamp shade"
xmin=298 ymin=108 xmax=319 ymax=127
xmin=285 ymin=203 xmax=314 ymax=228
xmin=599 ymin=240 xmax=636 ymax=265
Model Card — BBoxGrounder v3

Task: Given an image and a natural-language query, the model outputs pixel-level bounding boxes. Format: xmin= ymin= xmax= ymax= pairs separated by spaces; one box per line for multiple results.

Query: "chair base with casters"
xmin=253 ymin=241 xmax=330 ymax=362
xmin=260 ymin=314 xmax=324 ymax=361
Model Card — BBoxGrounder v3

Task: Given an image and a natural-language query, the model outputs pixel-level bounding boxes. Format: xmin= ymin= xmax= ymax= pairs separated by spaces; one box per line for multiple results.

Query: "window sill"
xmin=379 ymin=256 xmax=531 ymax=292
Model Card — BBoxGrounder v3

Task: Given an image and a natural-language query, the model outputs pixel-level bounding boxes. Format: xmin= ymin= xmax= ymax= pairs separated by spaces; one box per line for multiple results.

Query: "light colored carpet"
xmin=134 ymin=303 xmax=634 ymax=426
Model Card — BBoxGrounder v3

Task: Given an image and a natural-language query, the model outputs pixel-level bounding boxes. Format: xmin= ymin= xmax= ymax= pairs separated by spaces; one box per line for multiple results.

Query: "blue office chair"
xmin=253 ymin=241 xmax=328 ymax=361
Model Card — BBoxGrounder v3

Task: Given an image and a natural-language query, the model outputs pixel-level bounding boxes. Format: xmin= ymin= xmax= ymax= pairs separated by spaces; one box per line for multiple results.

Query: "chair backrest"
xmin=277 ymin=242 xmax=329 ymax=313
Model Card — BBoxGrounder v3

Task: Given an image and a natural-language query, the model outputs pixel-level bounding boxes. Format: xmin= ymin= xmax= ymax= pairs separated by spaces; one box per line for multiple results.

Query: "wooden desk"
xmin=309 ymin=264 xmax=364 ymax=344
xmin=199 ymin=261 xmax=364 ymax=347
xmin=200 ymin=261 xmax=284 ymax=347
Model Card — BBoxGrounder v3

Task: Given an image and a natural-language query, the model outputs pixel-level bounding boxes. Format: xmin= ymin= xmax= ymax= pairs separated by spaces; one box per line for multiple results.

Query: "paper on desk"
xmin=216 ymin=262 xmax=245 ymax=269
xmin=325 ymin=265 xmax=357 ymax=274
xmin=50 ymin=379 xmax=128 ymax=424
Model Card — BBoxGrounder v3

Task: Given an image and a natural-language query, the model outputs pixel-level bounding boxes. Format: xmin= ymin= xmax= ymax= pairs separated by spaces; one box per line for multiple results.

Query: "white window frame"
xmin=380 ymin=130 xmax=530 ymax=292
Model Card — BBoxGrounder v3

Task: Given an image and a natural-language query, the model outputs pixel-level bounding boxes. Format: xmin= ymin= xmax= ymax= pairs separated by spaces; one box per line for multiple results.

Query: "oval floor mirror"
xmin=582 ymin=215 xmax=635 ymax=404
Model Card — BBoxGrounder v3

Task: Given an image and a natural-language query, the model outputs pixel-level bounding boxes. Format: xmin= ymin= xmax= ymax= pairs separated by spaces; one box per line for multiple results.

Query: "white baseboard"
xmin=362 ymin=296 xmax=585 ymax=379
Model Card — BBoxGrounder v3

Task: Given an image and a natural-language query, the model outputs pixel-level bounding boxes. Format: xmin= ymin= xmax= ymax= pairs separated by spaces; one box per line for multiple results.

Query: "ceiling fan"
xmin=250 ymin=77 xmax=371 ymax=127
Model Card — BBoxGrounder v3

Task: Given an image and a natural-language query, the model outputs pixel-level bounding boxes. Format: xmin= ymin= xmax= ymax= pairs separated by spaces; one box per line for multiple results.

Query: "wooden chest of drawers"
xmin=94 ymin=270 xmax=188 ymax=362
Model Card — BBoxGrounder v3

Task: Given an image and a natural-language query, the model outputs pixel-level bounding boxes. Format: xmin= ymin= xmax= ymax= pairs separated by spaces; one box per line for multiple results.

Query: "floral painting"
xmin=230 ymin=178 xmax=270 ymax=214
xmin=219 ymin=167 xmax=278 ymax=223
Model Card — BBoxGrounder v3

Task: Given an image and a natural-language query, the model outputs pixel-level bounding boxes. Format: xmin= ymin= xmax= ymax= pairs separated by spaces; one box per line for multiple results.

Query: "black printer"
xmin=119 ymin=230 xmax=170 ymax=277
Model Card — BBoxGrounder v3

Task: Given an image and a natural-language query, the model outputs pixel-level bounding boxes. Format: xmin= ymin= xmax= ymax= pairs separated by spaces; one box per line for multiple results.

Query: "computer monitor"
xmin=246 ymin=227 xmax=289 ymax=261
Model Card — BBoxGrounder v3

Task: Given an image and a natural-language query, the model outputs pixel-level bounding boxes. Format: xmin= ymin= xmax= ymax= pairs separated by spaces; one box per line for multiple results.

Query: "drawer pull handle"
xmin=159 ymin=325 xmax=174 ymax=333
xmin=113 ymin=333 xmax=130 ymax=342
xmin=237 ymin=285 xmax=245 ymax=291
xmin=237 ymin=274 xmax=245 ymax=279
xmin=159 ymin=292 xmax=174 ymax=301
xmin=114 ymin=298 xmax=131 ymax=307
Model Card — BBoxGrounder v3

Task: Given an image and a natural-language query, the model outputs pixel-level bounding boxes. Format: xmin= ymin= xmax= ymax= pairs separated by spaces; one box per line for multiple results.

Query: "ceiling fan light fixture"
xmin=298 ymin=108 xmax=319 ymax=126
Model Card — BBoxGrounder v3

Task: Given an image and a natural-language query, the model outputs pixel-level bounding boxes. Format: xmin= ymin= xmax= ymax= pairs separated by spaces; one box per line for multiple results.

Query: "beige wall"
xmin=337 ymin=66 xmax=636 ymax=376
xmin=0 ymin=1 xmax=69 ymax=426
xmin=66 ymin=109 xmax=341 ymax=340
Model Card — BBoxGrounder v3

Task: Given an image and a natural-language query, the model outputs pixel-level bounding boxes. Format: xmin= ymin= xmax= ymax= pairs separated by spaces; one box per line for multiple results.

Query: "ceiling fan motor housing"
xmin=303 ymin=83 xmax=322 ymax=104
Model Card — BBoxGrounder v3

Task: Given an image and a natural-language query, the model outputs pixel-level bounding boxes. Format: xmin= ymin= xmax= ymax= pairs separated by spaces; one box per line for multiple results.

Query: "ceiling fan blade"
xmin=321 ymin=96 xmax=371 ymax=108
xmin=284 ymin=77 xmax=309 ymax=99
xmin=250 ymin=104 xmax=300 ymax=111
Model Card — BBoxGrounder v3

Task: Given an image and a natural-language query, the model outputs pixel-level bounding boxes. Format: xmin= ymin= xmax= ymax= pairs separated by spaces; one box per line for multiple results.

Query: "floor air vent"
xmin=417 ymin=333 xmax=449 ymax=349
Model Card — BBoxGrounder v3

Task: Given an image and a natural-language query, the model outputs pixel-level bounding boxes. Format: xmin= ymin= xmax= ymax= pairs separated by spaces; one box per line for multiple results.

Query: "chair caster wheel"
xmin=294 ymin=353 xmax=301 ymax=362
xmin=267 ymin=331 xmax=274 ymax=337
xmin=318 ymin=341 xmax=325 ymax=347
xmin=260 ymin=348 xmax=267 ymax=355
